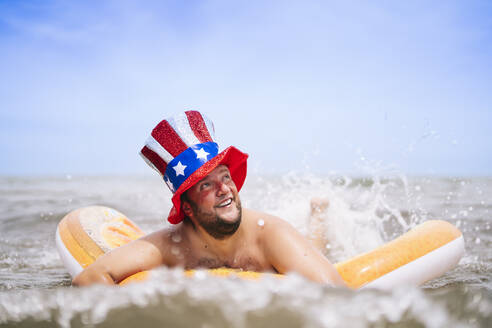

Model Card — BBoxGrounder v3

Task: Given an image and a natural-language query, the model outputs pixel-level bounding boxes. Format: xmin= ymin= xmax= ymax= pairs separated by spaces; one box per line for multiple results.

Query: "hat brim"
xmin=167 ymin=146 xmax=248 ymax=224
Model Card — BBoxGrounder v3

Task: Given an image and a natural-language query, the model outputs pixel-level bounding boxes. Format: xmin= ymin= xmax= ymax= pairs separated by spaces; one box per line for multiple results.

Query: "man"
xmin=73 ymin=111 xmax=345 ymax=287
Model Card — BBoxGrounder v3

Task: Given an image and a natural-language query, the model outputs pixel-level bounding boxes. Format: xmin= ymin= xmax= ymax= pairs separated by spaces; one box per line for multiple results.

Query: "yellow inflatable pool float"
xmin=56 ymin=206 xmax=464 ymax=289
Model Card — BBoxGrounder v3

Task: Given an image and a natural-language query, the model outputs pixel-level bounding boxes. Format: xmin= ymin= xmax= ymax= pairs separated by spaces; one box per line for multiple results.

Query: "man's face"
xmin=183 ymin=165 xmax=242 ymax=239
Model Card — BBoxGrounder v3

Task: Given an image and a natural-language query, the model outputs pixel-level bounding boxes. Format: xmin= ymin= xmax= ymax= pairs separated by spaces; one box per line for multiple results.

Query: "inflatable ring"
xmin=56 ymin=206 xmax=464 ymax=289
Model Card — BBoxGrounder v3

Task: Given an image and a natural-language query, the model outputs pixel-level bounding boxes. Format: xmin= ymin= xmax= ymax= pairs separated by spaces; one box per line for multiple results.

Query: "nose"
xmin=216 ymin=181 xmax=231 ymax=196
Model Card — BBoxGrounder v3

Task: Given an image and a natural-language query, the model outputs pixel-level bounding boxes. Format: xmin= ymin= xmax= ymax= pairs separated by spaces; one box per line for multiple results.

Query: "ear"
xmin=182 ymin=201 xmax=193 ymax=218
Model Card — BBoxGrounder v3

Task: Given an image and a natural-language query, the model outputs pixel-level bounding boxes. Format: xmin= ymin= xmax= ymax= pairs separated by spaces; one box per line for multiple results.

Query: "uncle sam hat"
xmin=140 ymin=110 xmax=248 ymax=224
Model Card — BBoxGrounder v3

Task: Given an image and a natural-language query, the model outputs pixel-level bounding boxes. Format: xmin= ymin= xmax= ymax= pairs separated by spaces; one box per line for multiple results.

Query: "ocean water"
xmin=0 ymin=174 xmax=491 ymax=327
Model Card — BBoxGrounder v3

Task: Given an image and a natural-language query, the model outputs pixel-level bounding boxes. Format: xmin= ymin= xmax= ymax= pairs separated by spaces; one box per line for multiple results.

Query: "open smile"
xmin=216 ymin=198 xmax=233 ymax=208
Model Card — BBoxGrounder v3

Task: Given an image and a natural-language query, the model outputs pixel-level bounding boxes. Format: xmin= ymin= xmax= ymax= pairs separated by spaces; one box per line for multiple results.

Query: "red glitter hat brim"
xmin=167 ymin=146 xmax=248 ymax=224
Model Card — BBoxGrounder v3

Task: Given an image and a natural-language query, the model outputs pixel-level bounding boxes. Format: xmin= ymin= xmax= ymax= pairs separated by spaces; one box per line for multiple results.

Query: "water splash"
xmin=242 ymin=170 xmax=421 ymax=262
xmin=1 ymin=269 xmax=488 ymax=328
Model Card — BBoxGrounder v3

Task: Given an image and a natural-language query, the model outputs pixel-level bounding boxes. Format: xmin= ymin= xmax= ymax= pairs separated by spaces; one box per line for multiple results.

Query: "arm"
xmin=263 ymin=217 xmax=346 ymax=287
xmin=72 ymin=230 xmax=171 ymax=286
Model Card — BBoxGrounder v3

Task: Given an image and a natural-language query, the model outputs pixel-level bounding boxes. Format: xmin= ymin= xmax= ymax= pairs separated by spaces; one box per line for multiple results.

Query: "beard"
xmin=188 ymin=197 xmax=242 ymax=240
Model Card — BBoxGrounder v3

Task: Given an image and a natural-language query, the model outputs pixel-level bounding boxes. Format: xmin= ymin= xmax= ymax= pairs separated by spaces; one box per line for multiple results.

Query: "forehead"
xmin=204 ymin=165 xmax=229 ymax=178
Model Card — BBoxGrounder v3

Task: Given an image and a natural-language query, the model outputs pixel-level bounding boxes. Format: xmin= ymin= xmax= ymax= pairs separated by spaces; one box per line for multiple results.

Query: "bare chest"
xmin=184 ymin=250 xmax=272 ymax=272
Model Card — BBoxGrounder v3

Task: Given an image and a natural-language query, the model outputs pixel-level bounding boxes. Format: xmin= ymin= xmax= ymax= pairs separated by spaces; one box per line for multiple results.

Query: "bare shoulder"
xmin=141 ymin=226 xmax=173 ymax=245
xmin=242 ymin=208 xmax=296 ymax=238
xmin=243 ymin=208 xmax=313 ymax=256
xmin=140 ymin=225 xmax=187 ymax=266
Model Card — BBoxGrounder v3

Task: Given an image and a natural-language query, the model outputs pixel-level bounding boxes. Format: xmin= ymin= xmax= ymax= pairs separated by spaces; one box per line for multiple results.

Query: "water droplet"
xmin=171 ymin=234 xmax=182 ymax=243
xmin=171 ymin=246 xmax=180 ymax=255
xmin=257 ymin=219 xmax=265 ymax=227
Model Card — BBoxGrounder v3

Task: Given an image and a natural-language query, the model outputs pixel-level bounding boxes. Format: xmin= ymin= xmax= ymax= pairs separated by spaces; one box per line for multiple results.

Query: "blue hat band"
xmin=164 ymin=142 xmax=219 ymax=193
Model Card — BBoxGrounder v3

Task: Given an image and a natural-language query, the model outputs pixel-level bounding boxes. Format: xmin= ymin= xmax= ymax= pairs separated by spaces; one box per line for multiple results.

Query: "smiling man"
xmin=72 ymin=111 xmax=345 ymax=287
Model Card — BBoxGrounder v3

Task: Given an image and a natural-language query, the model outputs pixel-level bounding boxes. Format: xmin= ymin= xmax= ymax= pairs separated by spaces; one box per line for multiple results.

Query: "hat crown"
xmin=140 ymin=111 xmax=217 ymax=178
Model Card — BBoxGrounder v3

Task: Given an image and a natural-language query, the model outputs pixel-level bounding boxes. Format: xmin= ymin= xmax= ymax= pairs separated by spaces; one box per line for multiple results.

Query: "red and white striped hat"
xmin=140 ymin=110 xmax=248 ymax=224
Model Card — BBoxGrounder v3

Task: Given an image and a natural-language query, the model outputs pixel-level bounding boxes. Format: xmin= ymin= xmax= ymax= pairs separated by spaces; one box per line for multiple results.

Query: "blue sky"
xmin=0 ymin=0 xmax=491 ymax=176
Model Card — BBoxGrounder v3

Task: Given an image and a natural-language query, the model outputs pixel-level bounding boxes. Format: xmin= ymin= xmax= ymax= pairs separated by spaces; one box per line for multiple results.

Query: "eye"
xmin=200 ymin=182 xmax=211 ymax=191
xmin=222 ymin=174 xmax=231 ymax=181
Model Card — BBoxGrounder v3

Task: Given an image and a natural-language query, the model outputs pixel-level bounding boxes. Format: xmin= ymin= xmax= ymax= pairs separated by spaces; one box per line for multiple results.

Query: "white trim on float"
xmin=56 ymin=226 xmax=84 ymax=278
xmin=363 ymin=235 xmax=465 ymax=290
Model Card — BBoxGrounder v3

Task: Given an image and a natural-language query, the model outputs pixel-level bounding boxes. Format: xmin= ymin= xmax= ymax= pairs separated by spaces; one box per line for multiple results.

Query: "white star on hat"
xmin=194 ymin=147 xmax=210 ymax=160
xmin=173 ymin=161 xmax=187 ymax=177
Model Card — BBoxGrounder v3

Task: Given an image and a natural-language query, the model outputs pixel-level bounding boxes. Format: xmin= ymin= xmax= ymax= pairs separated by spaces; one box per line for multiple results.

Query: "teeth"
xmin=218 ymin=199 xmax=232 ymax=207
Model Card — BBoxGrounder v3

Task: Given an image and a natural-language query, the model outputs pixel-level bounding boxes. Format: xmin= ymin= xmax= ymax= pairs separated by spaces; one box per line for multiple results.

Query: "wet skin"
xmin=72 ymin=166 xmax=346 ymax=287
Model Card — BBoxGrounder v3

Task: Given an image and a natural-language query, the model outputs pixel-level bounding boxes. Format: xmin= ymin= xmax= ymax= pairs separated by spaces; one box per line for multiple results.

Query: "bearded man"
xmin=73 ymin=111 xmax=345 ymax=287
